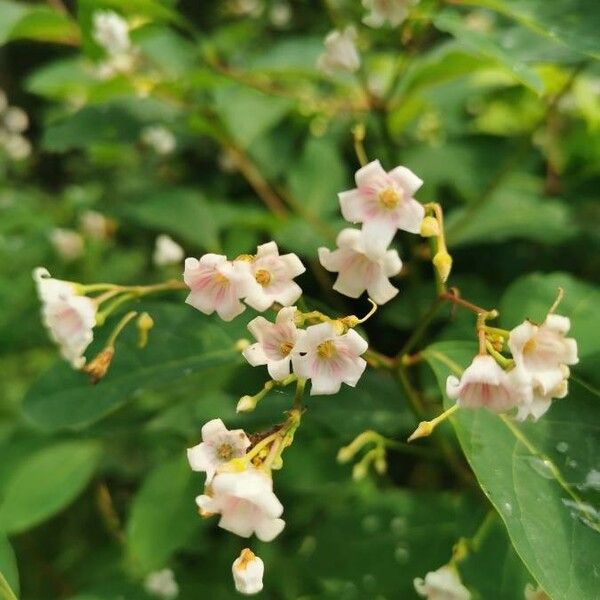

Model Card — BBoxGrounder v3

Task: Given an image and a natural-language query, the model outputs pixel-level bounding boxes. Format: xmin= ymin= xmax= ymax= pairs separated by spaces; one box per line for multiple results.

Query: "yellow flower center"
xmin=378 ymin=187 xmax=402 ymax=209
xmin=217 ymin=443 xmax=233 ymax=460
xmin=280 ymin=341 xmax=294 ymax=356
xmin=255 ymin=269 xmax=271 ymax=286
xmin=213 ymin=272 xmax=228 ymax=284
xmin=523 ymin=339 xmax=537 ymax=354
xmin=317 ymin=339 xmax=336 ymax=358
xmin=235 ymin=254 xmax=254 ymax=262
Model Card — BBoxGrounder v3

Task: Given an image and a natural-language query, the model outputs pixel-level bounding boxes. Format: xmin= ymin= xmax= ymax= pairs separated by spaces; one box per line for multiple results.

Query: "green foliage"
xmin=1 ymin=0 xmax=599 ymax=598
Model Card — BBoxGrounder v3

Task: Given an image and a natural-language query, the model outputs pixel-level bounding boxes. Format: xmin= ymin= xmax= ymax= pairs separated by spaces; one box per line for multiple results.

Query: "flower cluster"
xmin=183 ymin=241 xmax=305 ymax=321
xmin=0 ymin=89 xmax=31 ymax=160
xmin=187 ymin=417 xmax=295 ymax=594
xmin=447 ymin=307 xmax=578 ymax=421
xmin=318 ymin=160 xmax=425 ymax=305
xmin=92 ymin=11 xmax=138 ymax=79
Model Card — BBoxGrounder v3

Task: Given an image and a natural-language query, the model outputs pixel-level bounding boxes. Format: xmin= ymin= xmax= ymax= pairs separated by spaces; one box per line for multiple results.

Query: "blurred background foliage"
xmin=0 ymin=0 xmax=599 ymax=598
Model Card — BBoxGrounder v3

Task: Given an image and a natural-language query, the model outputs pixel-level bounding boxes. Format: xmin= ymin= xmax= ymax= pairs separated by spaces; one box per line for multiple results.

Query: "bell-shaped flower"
xmin=318 ymin=228 xmax=402 ymax=304
xmin=232 ymin=549 xmax=264 ymax=595
xmin=509 ymin=314 xmax=578 ymax=398
xmin=187 ymin=418 xmax=251 ymax=484
xmin=197 ymin=467 xmax=285 ymax=542
xmin=515 ymin=365 xmax=569 ymax=422
xmin=243 ymin=306 xmax=301 ymax=381
xmin=92 ymin=10 xmax=130 ymax=56
xmin=242 ymin=242 xmax=305 ymax=312
xmin=317 ymin=26 xmax=361 ymax=74
xmin=292 ymin=322 xmax=368 ymax=395
xmin=446 ymin=355 xmax=523 ymax=414
xmin=153 ymin=234 xmax=184 ymax=267
xmin=183 ymin=254 xmax=253 ymax=321
xmin=339 ymin=159 xmax=425 ymax=253
xmin=33 ymin=268 xmax=96 ymax=369
xmin=414 ymin=565 xmax=471 ymax=599
xmin=363 ymin=0 xmax=411 ymax=28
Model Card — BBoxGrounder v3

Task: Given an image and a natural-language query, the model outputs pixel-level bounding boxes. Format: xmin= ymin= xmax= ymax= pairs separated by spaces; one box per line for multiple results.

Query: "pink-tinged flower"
xmin=33 ymin=268 xmax=96 ymax=369
xmin=243 ymin=306 xmax=301 ymax=381
xmin=363 ymin=0 xmax=412 ymax=28
xmin=446 ymin=355 xmax=522 ymax=414
xmin=187 ymin=419 xmax=251 ymax=483
xmin=339 ymin=159 xmax=425 ymax=253
xmin=197 ymin=468 xmax=285 ymax=542
xmin=318 ymin=228 xmax=402 ymax=304
xmin=50 ymin=228 xmax=84 ymax=262
xmin=232 ymin=549 xmax=264 ymax=595
xmin=414 ymin=565 xmax=471 ymax=599
xmin=509 ymin=314 xmax=578 ymax=397
xmin=292 ymin=322 xmax=368 ymax=395
xmin=153 ymin=234 xmax=184 ymax=267
xmin=317 ymin=26 xmax=361 ymax=74
xmin=242 ymin=242 xmax=305 ymax=312
xmin=183 ymin=254 xmax=253 ymax=321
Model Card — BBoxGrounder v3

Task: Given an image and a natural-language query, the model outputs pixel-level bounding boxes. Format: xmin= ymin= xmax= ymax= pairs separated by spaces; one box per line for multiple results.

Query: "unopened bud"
xmin=237 ymin=394 xmax=257 ymax=413
xmin=337 ymin=446 xmax=354 ymax=464
xmin=407 ymin=420 xmax=433 ymax=442
xmin=82 ymin=347 xmax=115 ymax=384
xmin=374 ymin=455 xmax=387 ymax=475
xmin=136 ymin=312 xmax=154 ymax=348
xmin=234 ymin=338 xmax=251 ymax=352
xmin=420 ymin=216 xmax=440 ymax=237
xmin=352 ymin=461 xmax=368 ymax=481
xmin=433 ymin=250 xmax=453 ymax=283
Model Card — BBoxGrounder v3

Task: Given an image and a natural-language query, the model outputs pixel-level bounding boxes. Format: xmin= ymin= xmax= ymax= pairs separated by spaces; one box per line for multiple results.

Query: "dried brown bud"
xmin=82 ymin=347 xmax=115 ymax=384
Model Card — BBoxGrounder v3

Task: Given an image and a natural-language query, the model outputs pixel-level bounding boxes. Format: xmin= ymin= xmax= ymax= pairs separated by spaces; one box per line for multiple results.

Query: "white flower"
xmin=292 ymin=322 xmax=368 ymax=395
xmin=243 ymin=306 xmax=300 ymax=380
xmin=270 ymin=2 xmax=291 ymax=28
xmin=144 ymin=568 xmax=179 ymax=600
xmin=33 ymin=268 xmax=96 ymax=369
xmin=50 ymin=228 xmax=84 ymax=262
xmin=318 ymin=228 xmax=402 ymax=304
xmin=515 ymin=366 xmax=569 ymax=422
xmin=187 ymin=418 xmax=251 ymax=483
xmin=153 ymin=234 xmax=184 ymax=267
xmin=2 ymin=134 xmax=31 ymax=160
xmin=317 ymin=27 xmax=361 ymax=74
xmin=363 ymin=0 xmax=412 ymax=28
xmin=183 ymin=254 xmax=253 ymax=321
xmin=141 ymin=125 xmax=176 ymax=155
xmin=509 ymin=314 xmax=578 ymax=421
xmin=92 ymin=11 xmax=130 ymax=56
xmin=197 ymin=467 xmax=285 ymax=541
xmin=232 ymin=549 xmax=264 ymax=595
xmin=3 ymin=106 xmax=28 ymax=134
xmin=242 ymin=242 xmax=305 ymax=312
xmin=446 ymin=355 xmax=523 ymax=414
xmin=524 ymin=584 xmax=550 ymax=600
xmin=414 ymin=566 xmax=471 ymax=599
xmin=339 ymin=159 xmax=425 ymax=254
xmin=80 ymin=210 xmax=110 ymax=240
xmin=95 ymin=52 xmax=136 ymax=79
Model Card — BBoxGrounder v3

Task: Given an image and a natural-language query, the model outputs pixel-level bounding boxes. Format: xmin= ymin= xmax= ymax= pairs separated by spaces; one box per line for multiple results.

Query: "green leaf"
xmin=126 ymin=455 xmax=199 ymax=572
xmin=23 ymin=304 xmax=245 ymax=431
xmin=214 ymin=85 xmax=293 ymax=148
xmin=445 ymin=181 xmax=575 ymax=246
xmin=8 ymin=8 xmax=80 ymax=45
xmin=0 ymin=441 xmax=100 ymax=534
xmin=287 ymin=136 xmax=348 ymax=217
xmin=122 ymin=188 xmax=221 ymax=252
xmin=424 ymin=341 xmax=600 ymax=600
xmin=460 ymin=0 xmax=600 ymax=59
xmin=433 ymin=10 xmax=543 ymax=93
xmin=0 ymin=533 xmax=18 ymax=597
xmin=0 ymin=0 xmax=30 ymax=45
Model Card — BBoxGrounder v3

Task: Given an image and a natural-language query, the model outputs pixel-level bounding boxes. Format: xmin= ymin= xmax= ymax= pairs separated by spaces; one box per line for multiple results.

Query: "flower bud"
xmin=352 ymin=461 xmax=368 ymax=481
xmin=337 ymin=446 xmax=354 ymax=463
xmin=237 ymin=395 xmax=257 ymax=413
xmin=420 ymin=216 xmax=440 ymax=237
xmin=432 ymin=250 xmax=453 ymax=283
xmin=234 ymin=338 xmax=251 ymax=352
xmin=232 ymin=549 xmax=264 ymax=595
xmin=374 ymin=455 xmax=387 ymax=475
xmin=137 ymin=312 xmax=154 ymax=348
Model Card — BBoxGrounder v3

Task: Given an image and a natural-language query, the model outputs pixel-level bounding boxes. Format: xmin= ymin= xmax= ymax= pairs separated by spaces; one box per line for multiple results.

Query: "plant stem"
xmin=0 ymin=572 xmax=17 ymax=600
xmin=106 ymin=311 xmax=138 ymax=347
xmin=396 ymin=296 xmax=446 ymax=360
